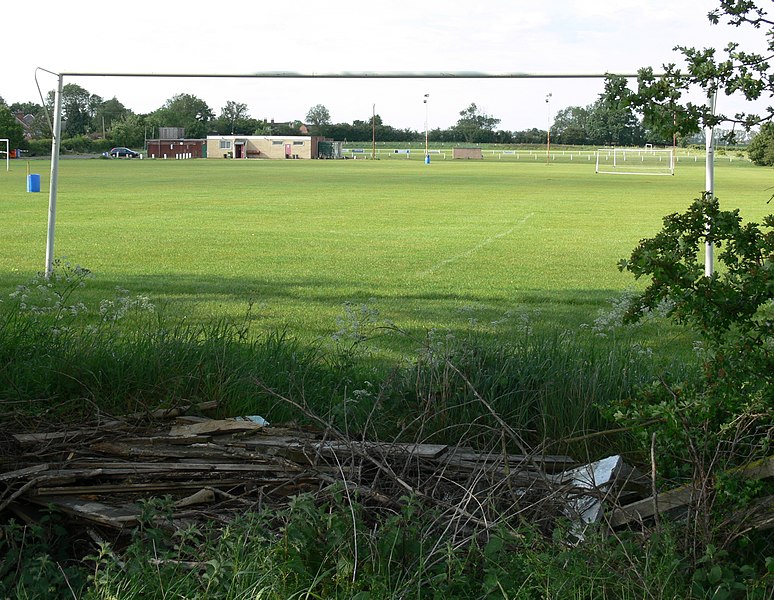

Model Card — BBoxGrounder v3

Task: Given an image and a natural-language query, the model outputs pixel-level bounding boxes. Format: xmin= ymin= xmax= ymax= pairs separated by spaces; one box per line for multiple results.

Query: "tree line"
xmin=0 ymin=89 xmax=545 ymax=150
xmin=0 ymin=76 xmax=768 ymax=161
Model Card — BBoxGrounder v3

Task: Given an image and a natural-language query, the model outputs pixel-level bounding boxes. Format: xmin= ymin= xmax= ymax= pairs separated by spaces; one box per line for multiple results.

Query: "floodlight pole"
xmin=372 ymin=103 xmax=376 ymax=160
xmin=545 ymin=93 xmax=552 ymax=164
xmin=423 ymin=94 xmax=430 ymax=164
xmin=45 ymin=74 xmax=64 ymax=279
xmin=704 ymin=90 xmax=717 ymax=277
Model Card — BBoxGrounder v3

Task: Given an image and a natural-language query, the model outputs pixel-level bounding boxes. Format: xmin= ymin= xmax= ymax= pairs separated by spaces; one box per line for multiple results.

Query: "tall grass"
xmin=0 ymin=264 xmax=696 ymax=461
xmin=5 ymin=269 xmax=761 ymax=600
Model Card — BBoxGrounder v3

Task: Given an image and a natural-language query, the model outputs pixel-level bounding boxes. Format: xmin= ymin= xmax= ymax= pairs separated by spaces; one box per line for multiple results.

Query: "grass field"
xmin=1 ymin=156 xmax=770 ymax=349
xmin=3 ymin=156 xmax=772 ymax=598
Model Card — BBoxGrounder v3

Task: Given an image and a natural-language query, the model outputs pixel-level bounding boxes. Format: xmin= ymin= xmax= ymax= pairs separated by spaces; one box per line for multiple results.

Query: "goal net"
xmin=595 ymin=147 xmax=674 ymax=176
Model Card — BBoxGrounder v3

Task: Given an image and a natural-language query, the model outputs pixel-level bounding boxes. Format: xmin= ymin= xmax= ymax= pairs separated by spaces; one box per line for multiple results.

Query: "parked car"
xmin=106 ymin=147 xmax=140 ymax=158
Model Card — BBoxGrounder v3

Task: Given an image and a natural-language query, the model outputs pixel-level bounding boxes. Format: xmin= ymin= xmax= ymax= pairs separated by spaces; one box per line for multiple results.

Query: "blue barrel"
xmin=27 ymin=174 xmax=41 ymax=193
xmin=424 ymin=155 xmax=431 ymax=164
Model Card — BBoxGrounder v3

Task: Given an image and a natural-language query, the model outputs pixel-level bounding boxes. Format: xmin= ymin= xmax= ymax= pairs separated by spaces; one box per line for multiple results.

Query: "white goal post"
xmin=0 ymin=139 xmax=9 ymax=172
xmin=595 ymin=147 xmax=674 ymax=176
xmin=38 ymin=69 xmax=718 ymax=278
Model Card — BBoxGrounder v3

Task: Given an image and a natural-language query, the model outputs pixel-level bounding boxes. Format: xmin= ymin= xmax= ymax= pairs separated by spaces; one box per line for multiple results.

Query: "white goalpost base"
xmin=595 ymin=147 xmax=674 ymax=176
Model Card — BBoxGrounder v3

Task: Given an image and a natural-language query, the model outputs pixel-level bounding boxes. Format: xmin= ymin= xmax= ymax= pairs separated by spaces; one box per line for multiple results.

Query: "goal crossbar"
xmin=36 ymin=68 xmax=705 ymax=278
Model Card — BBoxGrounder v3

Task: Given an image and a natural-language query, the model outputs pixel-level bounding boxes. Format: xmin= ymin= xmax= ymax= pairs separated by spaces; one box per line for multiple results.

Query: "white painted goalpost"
xmin=0 ymin=139 xmax=9 ymax=172
xmin=595 ymin=147 xmax=674 ymax=176
xmin=36 ymin=68 xmax=718 ymax=277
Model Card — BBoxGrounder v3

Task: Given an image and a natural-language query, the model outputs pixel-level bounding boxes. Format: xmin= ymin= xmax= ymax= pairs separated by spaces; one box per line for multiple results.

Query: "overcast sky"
xmin=3 ymin=0 xmax=770 ymax=132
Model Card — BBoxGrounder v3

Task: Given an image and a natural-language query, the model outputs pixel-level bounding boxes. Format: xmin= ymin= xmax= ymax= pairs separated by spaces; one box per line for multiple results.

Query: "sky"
xmin=2 ymin=0 xmax=771 ymax=132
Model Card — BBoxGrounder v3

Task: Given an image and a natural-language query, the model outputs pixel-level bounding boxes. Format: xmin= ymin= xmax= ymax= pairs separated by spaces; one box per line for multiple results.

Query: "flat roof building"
xmin=207 ymin=135 xmax=336 ymax=160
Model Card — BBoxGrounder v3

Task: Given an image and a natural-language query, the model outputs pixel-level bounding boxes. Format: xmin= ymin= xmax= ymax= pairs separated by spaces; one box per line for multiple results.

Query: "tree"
xmin=552 ymin=106 xmax=591 ymax=145
xmin=586 ymin=75 xmax=646 ymax=146
xmin=151 ymin=93 xmax=215 ymax=139
xmin=46 ymin=84 xmax=103 ymax=137
xmin=513 ymin=128 xmax=547 ymax=144
xmin=617 ymin=194 xmax=774 ymax=562
xmin=454 ymin=103 xmax=500 ymax=143
xmin=28 ymin=111 xmax=51 ymax=140
xmin=8 ymin=101 xmax=42 ymax=115
xmin=615 ymin=2 xmax=774 ymax=568
xmin=0 ymin=104 xmax=26 ymax=148
xmin=253 ymin=120 xmax=273 ymax=136
xmin=630 ymin=2 xmax=774 ymax=141
xmin=94 ymin=98 xmax=130 ymax=138
xmin=110 ymin=113 xmax=146 ymax=148
xmin=306 ymin=104 xmax=331 ymax=127
xmin=217 ymin=101 xmax=251 ymax=135
xmin=747 ymin=121 xmax=774 ymax=165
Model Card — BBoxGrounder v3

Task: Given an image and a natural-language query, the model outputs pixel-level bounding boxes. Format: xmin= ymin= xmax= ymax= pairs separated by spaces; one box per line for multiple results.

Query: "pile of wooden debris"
xmin=1 ymin=406 xmax=771 ymax=541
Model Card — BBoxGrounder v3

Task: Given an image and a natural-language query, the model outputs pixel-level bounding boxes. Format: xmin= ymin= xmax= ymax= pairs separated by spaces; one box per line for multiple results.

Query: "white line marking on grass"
xmin=419 ymin=212 xmax=534 ymax=277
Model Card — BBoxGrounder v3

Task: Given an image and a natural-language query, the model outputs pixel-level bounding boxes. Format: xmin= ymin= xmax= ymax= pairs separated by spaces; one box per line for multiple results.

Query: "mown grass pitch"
xmin=0 ymin=157 xmax=770 ymax=345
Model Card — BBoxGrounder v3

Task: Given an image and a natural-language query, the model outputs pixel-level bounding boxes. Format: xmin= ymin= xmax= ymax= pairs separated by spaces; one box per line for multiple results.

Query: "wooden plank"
xmin=90 ymin=441 xmax=238 ymax=460
xmin=611 ymin=456 xmax=774 ymax=527
xmin=12 ymin=421 xmax=126 ymax=444
xmin=315 ymin=442 xmax=448 ymax=459
xmin=239 ymin=437 xmax=309 ymax=449
xmin=154 ymin=435 xmax=213 ymax=445
xmin=26 ymin=495 xmax=141 ymax=528
xmin=0 ymin=464 xmax=50 ymax=481
xmin=34 ymin=480 xmax=247 ymax=496
xmin=439 ymin=448 xmax=576 ymax=470
xmin=169 ymin=419 xmax=267 ymax=437
xmin=123 ymin=401 xmax=219 ymax=421
xmin=64 ymin=461 xmax=290 ymax=473
xmin=609 ymin=485 xmax=695 ymax=527
xmin=174 ymin=488 xmax=216 ymax=507
xmin=740 ymin=455 xmax=774 ymax=480
xmin=172 ymin=461 xmax=297 ymax=473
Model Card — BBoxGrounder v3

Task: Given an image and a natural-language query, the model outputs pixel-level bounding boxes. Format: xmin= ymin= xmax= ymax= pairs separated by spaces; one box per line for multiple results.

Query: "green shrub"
xmin=617 ymin=193 xmax=774 ymax=580
xmin=0 ymin=513 xmax=87 ymax=598
xmin=26 ymin=138 xmax=52 ymax=156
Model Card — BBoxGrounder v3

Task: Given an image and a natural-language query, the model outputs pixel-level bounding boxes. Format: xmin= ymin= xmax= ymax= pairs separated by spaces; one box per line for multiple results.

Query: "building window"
xmin=219 ymin=140 xmax=232 ymax=149
xmin=271 ymin=140 xmax=283 ymax=145
xmin=293 ymin=141 xmax=304 ymax=146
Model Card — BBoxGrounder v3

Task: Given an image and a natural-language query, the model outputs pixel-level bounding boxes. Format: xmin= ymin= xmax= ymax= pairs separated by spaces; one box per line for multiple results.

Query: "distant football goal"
xmin=595 ymin=147 xmax=674 ymax=176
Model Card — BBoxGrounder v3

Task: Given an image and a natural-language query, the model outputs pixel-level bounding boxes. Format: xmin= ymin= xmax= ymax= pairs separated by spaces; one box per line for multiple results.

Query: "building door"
xmin=285 ymin=144 xmax=292 ymax=159
xmin=235 ymin=144 xmax=244 ymax=159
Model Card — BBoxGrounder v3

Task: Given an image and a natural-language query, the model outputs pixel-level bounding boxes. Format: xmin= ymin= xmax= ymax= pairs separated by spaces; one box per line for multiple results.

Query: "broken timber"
xmin=609 ymin=455 xmax=774 ymax=528
xmin=8 ymin=415 xmax=765 ymax=537
xmin=1 ymin=417 xmax=579 ymax=531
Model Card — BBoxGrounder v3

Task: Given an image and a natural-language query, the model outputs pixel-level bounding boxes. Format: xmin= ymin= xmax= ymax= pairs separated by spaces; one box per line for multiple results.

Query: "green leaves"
xmin=620 ymin=194 xmax=774 ymax=345
xmin=616 ymin=192 xmax=774 ymax=536
xmin=747 ymin=121 xmax=774 ymax=165
xmin=631 ymin=1 xmax=774 ymax=137
xmin=454 ymin=103 xmax=501 ymax=143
